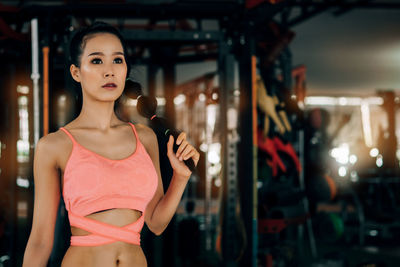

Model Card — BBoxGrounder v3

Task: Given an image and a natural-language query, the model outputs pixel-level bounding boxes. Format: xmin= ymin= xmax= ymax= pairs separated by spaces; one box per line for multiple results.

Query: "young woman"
xmin=22 ymin=22 xmax=200 ymax=267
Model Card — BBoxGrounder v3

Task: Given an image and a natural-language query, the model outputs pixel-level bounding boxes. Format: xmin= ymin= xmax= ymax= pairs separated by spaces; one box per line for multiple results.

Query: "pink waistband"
xmin=68 ymin=211 xmax=144 ymax=246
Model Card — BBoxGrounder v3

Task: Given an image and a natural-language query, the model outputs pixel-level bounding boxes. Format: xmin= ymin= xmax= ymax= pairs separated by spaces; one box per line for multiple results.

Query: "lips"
xmin=102 ymin=83 xmax=117 ymax=89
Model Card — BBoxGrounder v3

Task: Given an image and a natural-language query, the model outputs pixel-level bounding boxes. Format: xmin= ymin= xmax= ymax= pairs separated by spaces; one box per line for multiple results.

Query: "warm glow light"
xmin=127 ymin=97 xmax=166 ymax=107
xmin=208 ymin=163 xmax=222 ymax=176
xmin=17 ymin=94 xmax=30 ymax=162
xmin=19 ymin=96 xmax=28 ymax=105
xmin=58 ymin=94 xmax=67 ymax=104
xmin=305 ymin=96 xmax=383 ymax=106
xmin=331 ymin=144 xmax=349 ymax=164
xmin=338 ymin=166 xmax=347 ymax=177
xmin=199 ymin=143 xmax=208 ymax=152
xmin=376 ymin=155 xmax=383 ymax=167
xmin=212 ymin=92 xmax=218 ymax=101
xmin=198 ymin=93 xmax=206 ymax=102
xmin=370 ymin=148 xmax=379 ymax=157
xmin=17 ymin=140 xmax=30 ymax=163
xmin=207 ymin=143 xmax=221 ymax=164
xmin=206 ymin=105 xmax=218 ymax=132
xmin=16 ymin=177 xmax=30 ymax=188
xmin=156 ymin=97 xmax=165 ymax=106
xmin=306 ymin=96 xmax=337 ymax=106
xmin=350 ymin=171 xmax=358 ymax=182
xmin=17 ymin=85 xmax=29 ymax=94
xmin=126 ymin=98 xmax=137 ymax=106
xmin=349 ymin=155 xmax=358 ymax=164
xmin=214 ymin=178 xmax=222 ymax=187
xmin=208 ymin=150 xmax=220 ymax=164
xmin=361 ymin=102 xmax=373 ymax=147
xmin=174 ymin=94 xmax=186 ymax=105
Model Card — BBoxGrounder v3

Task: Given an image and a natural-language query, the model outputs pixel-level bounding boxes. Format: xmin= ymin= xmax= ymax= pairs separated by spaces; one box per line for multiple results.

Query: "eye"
xmin=113 ymin=57 xmax=124 ymax=64
xmin=91 ymin=58 xmax=102 ymax=64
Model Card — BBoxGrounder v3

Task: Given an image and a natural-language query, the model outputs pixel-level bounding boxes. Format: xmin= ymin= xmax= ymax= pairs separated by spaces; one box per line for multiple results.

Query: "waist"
xmin=62 ymin=243 xmax=147 ymax=267
xmin=68 ymin=209 xmax=145 ymax=247
xmin=70 ymin=208 xmax=142 ymax=236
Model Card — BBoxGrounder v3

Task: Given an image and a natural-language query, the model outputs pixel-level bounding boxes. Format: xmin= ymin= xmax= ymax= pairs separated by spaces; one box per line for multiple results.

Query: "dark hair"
xmin=68 ymin=21 xmax=131 ymax=75
xmin=68 ymin=23 xmax=196 ymax=174
xmin=124 ymin=79 xmax=196 ymax=173
xmin=67 ymin=21 xmax=131 ymax=109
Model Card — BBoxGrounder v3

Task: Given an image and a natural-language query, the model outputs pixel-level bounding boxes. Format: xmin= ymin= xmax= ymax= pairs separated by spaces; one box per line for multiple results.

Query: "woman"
xmin=22 ymin=22 xmax=200 ymax=267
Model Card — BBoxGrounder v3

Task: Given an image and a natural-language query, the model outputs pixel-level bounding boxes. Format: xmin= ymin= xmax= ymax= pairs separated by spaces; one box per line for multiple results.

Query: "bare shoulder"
xmin=36 ymin=131 xmax=60 ymax=153
xmin=35 ymin=129 xmax=71 ymax=167
xmin=134 ymin=123 xmax=157 ymax=140
xmin=134 ymin=123 xmax=158 ymax=149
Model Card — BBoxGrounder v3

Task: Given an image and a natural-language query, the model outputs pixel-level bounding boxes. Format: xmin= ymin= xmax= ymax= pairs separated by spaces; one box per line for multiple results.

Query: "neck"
xmin=77 ymin=98 xmax=119 ymax=131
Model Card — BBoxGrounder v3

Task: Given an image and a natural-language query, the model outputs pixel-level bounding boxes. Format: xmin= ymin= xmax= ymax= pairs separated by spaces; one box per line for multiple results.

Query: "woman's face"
xmin=70 ymin=33 xmax=127 ymax=102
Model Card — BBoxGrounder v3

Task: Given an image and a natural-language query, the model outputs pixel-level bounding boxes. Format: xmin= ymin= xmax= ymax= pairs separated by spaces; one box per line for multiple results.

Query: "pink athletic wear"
xmin=59 ymin=123 xmax=158 ymax=246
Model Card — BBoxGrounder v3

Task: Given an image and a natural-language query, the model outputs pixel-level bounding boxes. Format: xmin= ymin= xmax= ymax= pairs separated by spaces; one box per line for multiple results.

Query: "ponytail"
xmin=124 ymin=79 xmax=196 ymax=172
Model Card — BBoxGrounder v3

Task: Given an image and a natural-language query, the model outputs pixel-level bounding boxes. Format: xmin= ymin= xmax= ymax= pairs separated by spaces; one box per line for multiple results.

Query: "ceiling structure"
xmin=2 ymin=0 xmax=400 ymax=96
xmin=288 ymin=1 xmax=400 ymax=96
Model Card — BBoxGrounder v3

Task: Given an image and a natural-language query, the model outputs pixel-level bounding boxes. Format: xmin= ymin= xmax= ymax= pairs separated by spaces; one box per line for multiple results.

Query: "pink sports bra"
xmin=60 ymin=123 xmax=158 ymax=246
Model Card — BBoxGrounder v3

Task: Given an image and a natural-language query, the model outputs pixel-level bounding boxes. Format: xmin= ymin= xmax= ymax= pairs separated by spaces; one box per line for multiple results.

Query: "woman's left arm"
xmin=140 ymin=125 xmax=200 ymax=235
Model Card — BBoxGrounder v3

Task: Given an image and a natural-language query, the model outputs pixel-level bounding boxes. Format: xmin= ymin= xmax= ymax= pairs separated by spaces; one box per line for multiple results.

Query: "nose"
xmin=104 ymin=70 xmax=114 ymax=78
xmin=104 ymin=63 xmax=115 ymax=78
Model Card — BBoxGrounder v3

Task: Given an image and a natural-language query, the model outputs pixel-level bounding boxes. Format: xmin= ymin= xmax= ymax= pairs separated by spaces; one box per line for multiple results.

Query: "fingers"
xmin=177 ymin=143 xmax=191 ymax=161
xmin=182 ymin=150 xmax=196 ymax=161
xmin=178 ymin=144 xmax=200 ymax=165
xmin=176 ymin=132 xmax=187 ymax=145
xmin=167 ymin=134 xmax=187 ymax=159
xmin=167 ymin=135 xmax=174 ymax=156
xmin=192 ymin=150 xmax=200 ymax=165
xmin=168 ymin=132 xmax=200 ymax=166
xmin=175 ymin=132 xmax=187 ymax=158
xmin=176 ymin=140 xmax=189 ymax=159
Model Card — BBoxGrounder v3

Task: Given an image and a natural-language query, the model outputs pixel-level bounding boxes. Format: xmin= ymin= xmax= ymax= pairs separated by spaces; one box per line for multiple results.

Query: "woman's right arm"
xmin=22 ymin=134 xmax=61 ymax=267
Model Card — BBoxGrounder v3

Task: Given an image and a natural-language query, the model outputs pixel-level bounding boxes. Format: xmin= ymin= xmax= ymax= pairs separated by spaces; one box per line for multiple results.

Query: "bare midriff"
xmin=61 ymin=208 xmax=147 ymax=267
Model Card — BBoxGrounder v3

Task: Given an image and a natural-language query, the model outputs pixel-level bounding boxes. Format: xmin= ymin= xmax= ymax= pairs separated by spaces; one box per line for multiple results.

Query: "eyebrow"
xmin=88 ymin=52 xmax=124 ymax=56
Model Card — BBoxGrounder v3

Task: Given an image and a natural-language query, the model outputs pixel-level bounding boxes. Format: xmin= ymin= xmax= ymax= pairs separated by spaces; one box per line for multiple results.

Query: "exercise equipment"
xmin=308 ymin=174 xmax=337 ymax=202
xmin=256 ymin=76 xmax=286 ymax=136
xmin=313 ymin=212 xmax=345 ymax=242
xmin=257 ymin=128 xmax=286 ymax=177
xmin=125 ymin=79 xmax=196 ymax=172
xmin=272 ymin=136 xmax=301 ymax=173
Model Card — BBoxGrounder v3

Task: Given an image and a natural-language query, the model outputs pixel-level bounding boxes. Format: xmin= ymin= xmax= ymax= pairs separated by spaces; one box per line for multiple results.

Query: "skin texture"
xmin=22 ymin=33 xmax=200 ymax=267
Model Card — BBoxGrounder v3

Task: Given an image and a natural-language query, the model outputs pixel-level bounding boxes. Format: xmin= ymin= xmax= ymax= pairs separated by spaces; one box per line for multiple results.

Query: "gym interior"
xmin=1 ymin=0 xmax=400 ymax=266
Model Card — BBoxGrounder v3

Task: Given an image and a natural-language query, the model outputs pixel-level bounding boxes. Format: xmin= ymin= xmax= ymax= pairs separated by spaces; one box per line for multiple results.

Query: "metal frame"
xmin=122 ymin=22 xmax=242 ymax=266
xmin=4 ymin=0 xmax=400 ymax=266
xmin=122 ymin=30 xmax=222 ymax=43
xmin=237 ymin=28 xmax=258 ymax=267
xmin=219 ymin=39 xmax=240 ymax=266
xmin=247 ymin=0 xmax=400 ymax=27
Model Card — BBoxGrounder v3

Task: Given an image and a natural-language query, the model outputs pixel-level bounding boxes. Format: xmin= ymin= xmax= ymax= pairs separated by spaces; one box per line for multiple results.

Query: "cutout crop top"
xmin=60 ymin=123 xmax=158 ymax=246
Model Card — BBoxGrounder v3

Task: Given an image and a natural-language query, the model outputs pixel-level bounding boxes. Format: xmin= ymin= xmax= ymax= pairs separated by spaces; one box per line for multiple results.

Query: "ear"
xmin=70 ymin=64 xmax=81 ymax=83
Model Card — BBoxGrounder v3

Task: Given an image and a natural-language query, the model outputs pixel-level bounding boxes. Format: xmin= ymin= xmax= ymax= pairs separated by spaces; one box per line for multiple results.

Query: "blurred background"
xmin=1 ymin=0 xmax=400 ymax=266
